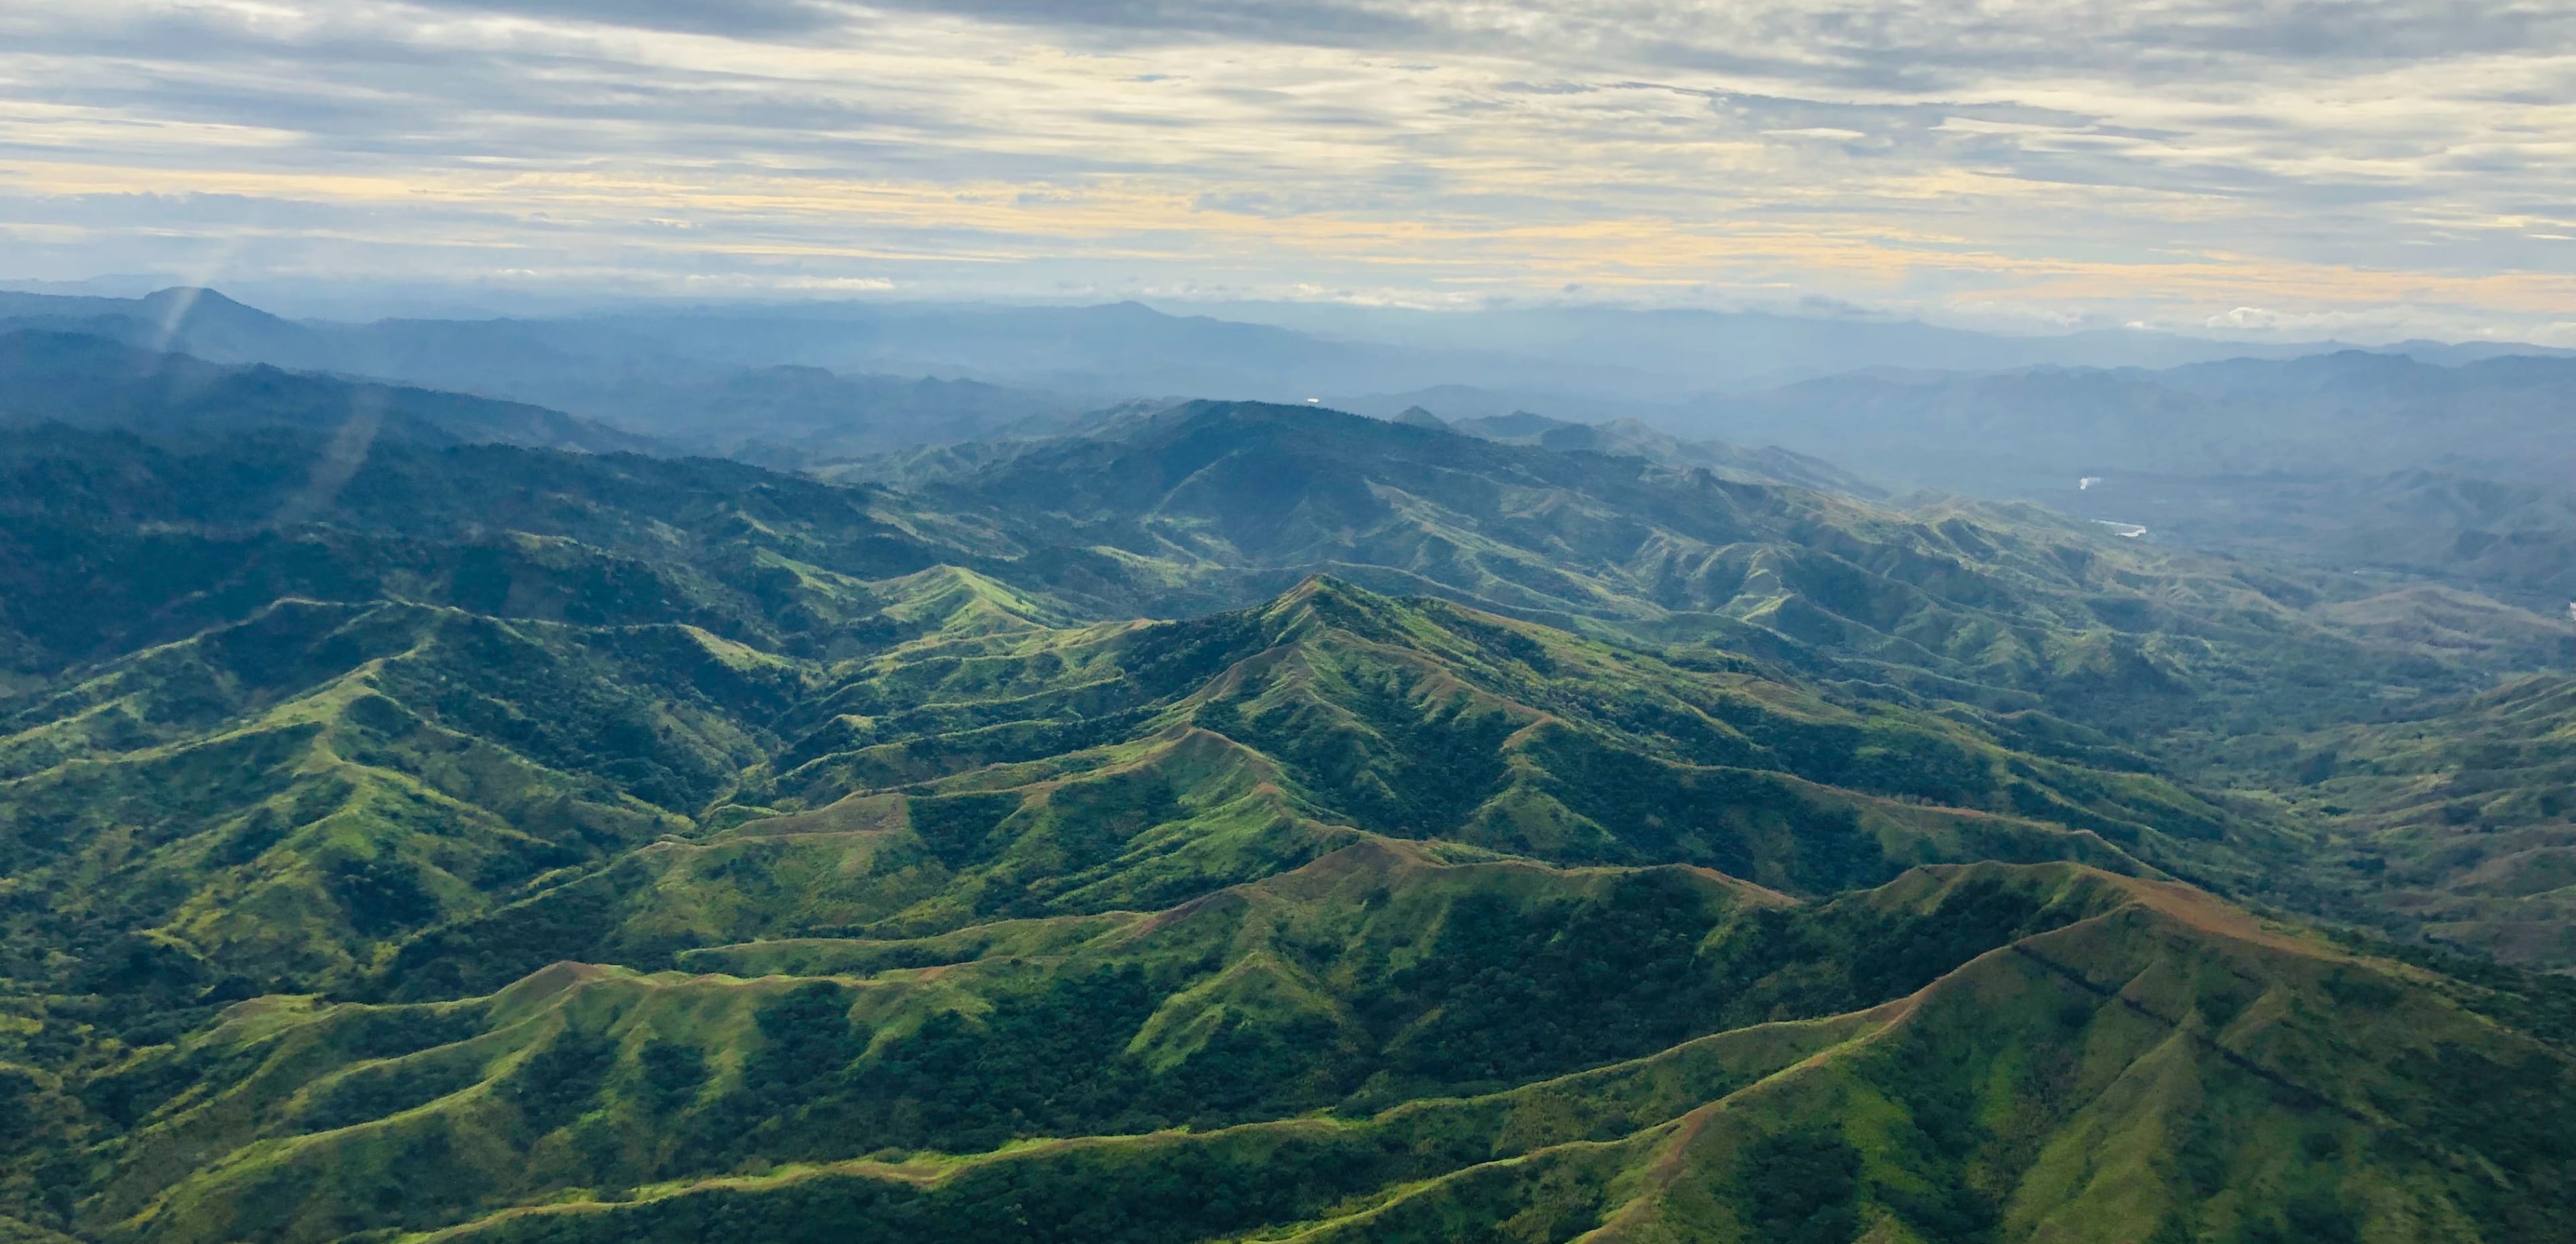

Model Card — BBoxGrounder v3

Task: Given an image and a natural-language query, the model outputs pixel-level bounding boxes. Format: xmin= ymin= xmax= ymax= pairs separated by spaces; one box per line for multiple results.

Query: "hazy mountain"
xmin=0 ymin=292 xmax=1089 ymax=463
xmin=2017 ymin=469 xmax=2576 ymax=607
xmin=17 ymin=288 xmax=2567 ymax=446
xmin=0 ymin=331 xmax=651 ymax=455
xmin=1167 ymin=300 xmax=2493 ymax=389
xmin=526 ymin=365 xmax=1090 ymax=465
xmin=2372 ymin=337 xmax=2576 ymax=366
xmin=1648 ymin=351 xmax=2576 ymax=608
xmin=1681 ymin=351 xmax=2576 ymax=493
xmin=0 ymin=288 xmax=1659 ymax=410
xmin=1443 ymin=408 xmax=1881 ymax=496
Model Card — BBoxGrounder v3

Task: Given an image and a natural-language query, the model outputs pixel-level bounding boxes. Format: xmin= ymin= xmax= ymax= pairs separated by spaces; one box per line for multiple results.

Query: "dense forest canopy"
xmin=1 ymin=321 xmax=2573 ymax=1243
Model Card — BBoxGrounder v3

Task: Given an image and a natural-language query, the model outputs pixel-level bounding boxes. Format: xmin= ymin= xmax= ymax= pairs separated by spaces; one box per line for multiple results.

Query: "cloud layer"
xmin=1 ymin=0 xmax=2571 ymax=337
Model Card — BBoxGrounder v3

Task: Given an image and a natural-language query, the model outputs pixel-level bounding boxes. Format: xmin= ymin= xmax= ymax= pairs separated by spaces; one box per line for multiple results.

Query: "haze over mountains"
xmin=3 ymin=286 xmax=2561 ymax=455
xmin=3 ymin=288 xmax=2576 ymax=1242
xmin=10 ymin=283 xmax=2573 ymax=610
xmin=8 ymin=283 xmax=2562 ymax=422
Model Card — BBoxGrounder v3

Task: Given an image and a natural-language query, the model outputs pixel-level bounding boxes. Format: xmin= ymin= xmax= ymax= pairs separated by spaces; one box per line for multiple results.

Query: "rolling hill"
xmin=0 ymin=573 xmax=2219 ymax=1011
xmin=40 ymin=854 xmax=2576 ymax=1244
xmin=2181 ymin=672 xmax=2576 ymax=968
xmin=906 ymin=400 xmax=2570 ymax=730
xmin=3 ymin=387 xmax=2575 ymax=1240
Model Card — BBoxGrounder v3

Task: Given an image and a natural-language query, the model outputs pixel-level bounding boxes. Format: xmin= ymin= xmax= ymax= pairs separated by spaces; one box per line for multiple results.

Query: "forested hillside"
xmin=3 ymin=389 xmax=2573 ymax=1242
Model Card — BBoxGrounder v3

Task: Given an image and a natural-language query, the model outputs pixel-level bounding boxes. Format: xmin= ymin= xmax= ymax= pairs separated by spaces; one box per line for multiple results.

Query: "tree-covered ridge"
xmin=0 ymin=573 xmax=2214 ymax=1015
xmin=3 ymin=398 xmax=2574 ymax=1241
xmin=2185 ymin=671 xmax=2576 ymax=966
xmin=904 ymin=400 xmax=2568 ymax=718
xmin=0 ymin=424 xmax=1024 ymax=677
xmin=45 ymin=854 xmax=2576 ymax=1244
xmin=6 ymin=572 xmax=2571 ymax=1240
xmin=13 ymin=400 xmax=2557 ymax=721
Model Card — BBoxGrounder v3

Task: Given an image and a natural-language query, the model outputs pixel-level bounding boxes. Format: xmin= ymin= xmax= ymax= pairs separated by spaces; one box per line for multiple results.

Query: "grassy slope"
xmin=2179 ymin=672 xmax=2576 ymax=966
xmin=4 ymin=410 xmax=2575 ymax=1239
xmin=357 ymin=576 xmax=2236 ymax=1004
xmin=917 ymin=402 xmax=2571 ymax=725
xmin=0 ymin=601 xmax=775 ymax=993
xmin=0 ymin=426 xmax=1010 ymax=677
xmin=0 ymin=570 xmax=2267 ymax=1237
xmin=77 ymin=858 xmax=2575 ymax=1244
xmin=885 ymin=400 xmax=2576 ymax=952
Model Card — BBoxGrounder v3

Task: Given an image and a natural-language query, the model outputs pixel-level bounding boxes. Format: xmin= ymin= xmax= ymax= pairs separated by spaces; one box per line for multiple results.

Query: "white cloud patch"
xmin=0 ymin=0 xmax=2568 ymax=337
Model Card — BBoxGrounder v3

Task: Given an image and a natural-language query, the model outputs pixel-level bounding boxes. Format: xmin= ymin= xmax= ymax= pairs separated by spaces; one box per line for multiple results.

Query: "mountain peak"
xmin=1453 ymin=409 xmax=1576 ymax=439
xmin=1265 ymin=571 xmax=1375 ymax=614
xmin=1255 ymin=573 xmax=1419 ymax=644
xmin=140 ymin=285 xmax=241 ymax=308
xmin=1393 ymin=404 xmax=1449 ymax=430
xmin=135 ymin=286 xmax=288 ymax=328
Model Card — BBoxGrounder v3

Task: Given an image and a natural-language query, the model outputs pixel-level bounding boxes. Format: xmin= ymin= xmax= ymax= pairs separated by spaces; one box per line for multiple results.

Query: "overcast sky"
xmin=3 ymin=0 xmax=2572 ymax=339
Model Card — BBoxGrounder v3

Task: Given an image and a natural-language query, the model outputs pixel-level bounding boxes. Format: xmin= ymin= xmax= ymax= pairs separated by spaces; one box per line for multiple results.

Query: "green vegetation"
xmin=56 ymin=859 xmax=2570 ymax=1244
xmin=2184 ymin=671 xmax=2576 ymax=966
xmin=1 ymin=400 xmax=2572 ymax=1241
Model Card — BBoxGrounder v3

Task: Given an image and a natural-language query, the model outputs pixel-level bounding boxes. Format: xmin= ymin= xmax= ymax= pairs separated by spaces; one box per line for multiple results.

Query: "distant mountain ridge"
xmin=0 ymin=290 xmax=1088 ymax=462
xmin=9 ymin=285 xmax=2568 ymax=437
xmin=1146 ymin=298 xmax=2575 ymax=389
xmin=1443 ymin=407 xmax=1880 ymax=496
xmin=1682 ymin=351 xmax=2576 ymax=494
xmin=1633 ymin=350 xmax=2576 ymax=606
xmin=0 ymin=330 xmax=653 ymax=455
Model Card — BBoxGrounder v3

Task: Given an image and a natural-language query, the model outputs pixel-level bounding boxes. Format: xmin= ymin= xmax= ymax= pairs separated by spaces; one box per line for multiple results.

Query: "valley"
xmin=0 ymin=337 xmax=2571 ymax=1242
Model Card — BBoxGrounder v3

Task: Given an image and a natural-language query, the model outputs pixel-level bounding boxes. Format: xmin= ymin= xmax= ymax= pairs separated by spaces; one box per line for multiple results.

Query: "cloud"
xmin=0 ymin=0 xmax=2569 ymax=339
xmin=841 ymin=0 xmax=2576 ymax=87
xmin=401 ymin=0 xmax=855 ymax=36
xmin=847 ymin=0 xmax=1430 ymax=45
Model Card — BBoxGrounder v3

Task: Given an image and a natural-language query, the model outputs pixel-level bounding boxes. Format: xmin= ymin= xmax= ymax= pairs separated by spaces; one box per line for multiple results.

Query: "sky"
xmin=2 ymin=0 xmax=2573 ymax=341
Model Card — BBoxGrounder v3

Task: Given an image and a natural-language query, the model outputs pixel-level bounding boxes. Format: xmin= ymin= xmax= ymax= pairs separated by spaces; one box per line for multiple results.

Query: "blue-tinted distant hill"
xmin=0 ymin=330 xmax=653 ymax=453
xmin=1677 ymin=350 xmax=2576 ymax=493
xmin=25 ymin=285 xmax=2563 ymax=446
xmin=1656 ymin=350 xmax=2576 ymax=607
xmin=0 ymin=290 xmax=1112 ymax=461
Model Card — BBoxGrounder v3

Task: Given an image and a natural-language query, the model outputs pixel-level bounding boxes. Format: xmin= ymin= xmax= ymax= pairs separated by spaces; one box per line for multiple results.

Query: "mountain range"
xmin=10 ymin=286 xmax=2569 ymax=452
xmin=0 ymin=331 xmax=649 ymax=456
xmin=1348 ymin=356 xmax=2576 ymax=613
xmin=2 ymin=324 xmax=2575 ymax=1241
xmin=1675 ymin=353 xmax=2576 ymax=492
xmin=13 ymin=288 xmax=2575 ymax=618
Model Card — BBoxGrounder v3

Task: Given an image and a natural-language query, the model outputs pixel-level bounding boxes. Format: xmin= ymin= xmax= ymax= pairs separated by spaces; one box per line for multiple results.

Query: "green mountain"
xmin=0 ymin=424 xmax=996 ymax=677
xmin=2029 ymin=468 xmax=2576 ymax=610
xmin=0 ymin=573 xmax=2212 ymax=1011
xmin=46 ymin=854 xmax=2576 ymax=1244
xmin=1444 ymin=408 xmax=1881 ymax=498
xmin=910 ymin=401 xmax=2567 ymax=726
xmin=4 ymin=392 xmax=2575 ymax=1241
xmin=2184 ymin=671 xmax=2576 ymax=967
